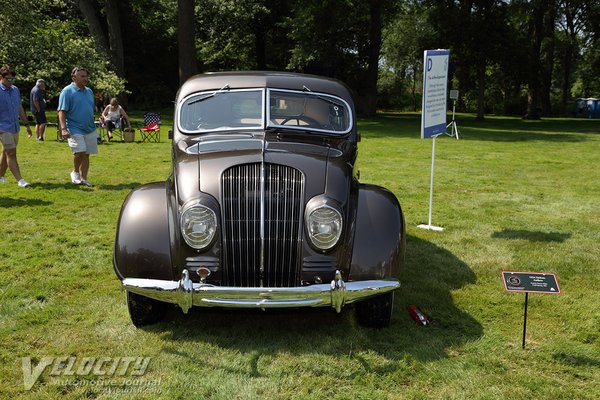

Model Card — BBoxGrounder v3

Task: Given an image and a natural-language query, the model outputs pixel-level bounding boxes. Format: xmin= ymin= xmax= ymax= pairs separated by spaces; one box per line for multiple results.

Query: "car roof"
xmin=176 ymin=71 xmax=354 ymax=105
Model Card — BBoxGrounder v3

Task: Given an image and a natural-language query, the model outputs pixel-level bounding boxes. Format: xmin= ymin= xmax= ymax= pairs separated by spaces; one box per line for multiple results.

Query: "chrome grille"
xmin=222 ymin=163 xmax=304 ymax=287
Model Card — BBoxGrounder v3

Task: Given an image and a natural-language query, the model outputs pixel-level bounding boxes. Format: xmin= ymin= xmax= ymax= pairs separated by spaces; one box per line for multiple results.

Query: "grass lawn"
xmin=1 ymin=113 xmax=599 ymax=399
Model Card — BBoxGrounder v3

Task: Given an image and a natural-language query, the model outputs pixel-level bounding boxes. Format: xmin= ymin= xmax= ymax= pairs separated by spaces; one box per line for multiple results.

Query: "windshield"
xmin=178 ymin=88 xmax=352 ymax=134
xmin=180 ymin=89 xmax=264 ymax=133
xmin=267 ymin=89 xmax=351 ymax=133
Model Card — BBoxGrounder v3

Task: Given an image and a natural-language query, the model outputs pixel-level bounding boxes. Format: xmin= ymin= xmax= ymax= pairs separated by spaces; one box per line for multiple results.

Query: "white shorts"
xmin=67 ymin=131 xmax=99 ymax=154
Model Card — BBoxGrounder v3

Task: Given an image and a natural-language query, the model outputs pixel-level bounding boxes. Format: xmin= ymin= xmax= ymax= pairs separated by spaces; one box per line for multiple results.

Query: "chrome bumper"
xmin=122 ymin=269 xmax=400 ymax=313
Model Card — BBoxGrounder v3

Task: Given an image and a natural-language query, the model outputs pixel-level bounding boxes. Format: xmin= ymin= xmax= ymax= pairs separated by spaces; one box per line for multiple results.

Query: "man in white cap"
xmin=30 ymin=78 xmax=47 ymax=141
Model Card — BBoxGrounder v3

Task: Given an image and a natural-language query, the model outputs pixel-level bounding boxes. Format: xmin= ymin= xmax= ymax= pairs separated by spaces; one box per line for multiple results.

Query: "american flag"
xmin=142 ymin=112 xmax=160 ymax=131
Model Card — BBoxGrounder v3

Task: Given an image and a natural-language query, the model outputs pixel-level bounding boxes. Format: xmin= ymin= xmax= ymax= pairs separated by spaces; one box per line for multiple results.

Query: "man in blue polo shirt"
xmin=0 ymin=65 xmax=32 ymax=187
xmin=58 ymin=66 xmax=98 ymax=187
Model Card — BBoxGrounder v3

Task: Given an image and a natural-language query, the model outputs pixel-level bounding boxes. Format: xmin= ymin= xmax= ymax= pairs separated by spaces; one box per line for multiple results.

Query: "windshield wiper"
xmin=187 ymin=84 xmax=230 ymax=105
xmin=301 ymin=85 xmax=343 ymax=107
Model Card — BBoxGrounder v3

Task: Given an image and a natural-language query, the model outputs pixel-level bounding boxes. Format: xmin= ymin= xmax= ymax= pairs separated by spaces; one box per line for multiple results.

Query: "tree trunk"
xmin=475 ymin=62 xmax=486 ymax=121
xmin=363 ymin=0 xmax=383 ymax=117
xmin=77 ymin=0 xmax=109 ymax=54
xmin=540 ymin=2 xmax=556 ymax=116
xmin=541 ymin=39 xmax=554 ymax=116
xmin=254 ymin=25 xmax=267 ymax=70
xmin=105 ymin=0 xmax=125 ymax=77
xmin=178 ymin=0 xmax=198 ymax=85
xmin=561 ymin=3 xmax=580 ymax=114
xmin=524 ymin=0 xmax=547 ymax=120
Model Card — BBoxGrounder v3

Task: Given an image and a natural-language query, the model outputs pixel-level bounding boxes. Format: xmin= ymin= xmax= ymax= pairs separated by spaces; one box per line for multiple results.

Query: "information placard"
xmin=502 ymin=271 xmax=561 ymax=294
xmin=421 ymin=49 xmax=450 ymax=138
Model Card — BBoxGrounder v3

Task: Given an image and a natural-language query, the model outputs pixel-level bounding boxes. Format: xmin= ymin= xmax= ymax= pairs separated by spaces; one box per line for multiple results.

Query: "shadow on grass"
xmin=492 ymin=229 xmax=571 ymax=243
xmin=30 ymin=182 xmax=143 ymax=191
xmin=145 ymin=235 xmax=481 ymax=372
xmin=459 ymin=129 xmax=590 ymax=143
xmin=97 ymin=182 xmax=144 ymax=191
xmin=358 ymin=113 xmax=598 ymax=142
xmin=0 ymin=197 xmax=51 ymax=207
xmin=553 ymin=352 xmax=600 ymax=368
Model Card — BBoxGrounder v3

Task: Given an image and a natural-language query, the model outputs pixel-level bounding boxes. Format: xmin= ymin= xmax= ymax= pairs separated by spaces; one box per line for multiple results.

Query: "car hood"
xmin=174 ymin=132 xmax=351 ymax=205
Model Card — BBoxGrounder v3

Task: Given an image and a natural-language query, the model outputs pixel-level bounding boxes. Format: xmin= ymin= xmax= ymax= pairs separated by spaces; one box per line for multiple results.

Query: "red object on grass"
xmin=407 ymin=304 xmax=429 ymax=325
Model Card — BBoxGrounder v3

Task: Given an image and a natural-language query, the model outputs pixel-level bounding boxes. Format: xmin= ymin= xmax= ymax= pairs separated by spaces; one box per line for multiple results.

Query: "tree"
xmin=556 ymin=0 xmax=585 ymax=111
xmin=77 ymin=0 xmax=125 ymax=77
xmin=571 ymin=2 xmax=600 ymax=98
xmin=0 ymin=1 xmax=125 ymax=101
xmin=195 ymin=0 xmax=287 ymax=71
xmin=286 ymin=0 xmax=390 ymax=115
xmin=178 ymin=0 xmax=197 ymax=84
xmin=380 ymin=1 xmax=431 ymax=111
xmin=105 ymin=0 xmax=125 ymax=77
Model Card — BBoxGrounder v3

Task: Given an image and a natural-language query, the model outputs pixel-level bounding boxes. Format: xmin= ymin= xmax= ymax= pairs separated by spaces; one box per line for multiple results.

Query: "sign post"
xmin=418 ymin=49 xmax=450 ymax=231
xmin=502 ymin=271 xmax=561 ymax=349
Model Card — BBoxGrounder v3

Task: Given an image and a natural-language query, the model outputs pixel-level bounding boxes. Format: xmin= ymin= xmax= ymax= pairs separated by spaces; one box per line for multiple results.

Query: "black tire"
xmin=126 ymin=291 xmax=167 ymax=327
xmin=355 ymin=292 xmax=394 ymax=328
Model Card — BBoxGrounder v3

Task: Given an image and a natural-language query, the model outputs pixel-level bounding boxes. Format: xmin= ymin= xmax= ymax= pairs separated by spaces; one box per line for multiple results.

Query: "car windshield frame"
xmin=178 ymin=88 xmax=265 ymax=134
xmin=178 ymin=88 xmax=352 ymax=135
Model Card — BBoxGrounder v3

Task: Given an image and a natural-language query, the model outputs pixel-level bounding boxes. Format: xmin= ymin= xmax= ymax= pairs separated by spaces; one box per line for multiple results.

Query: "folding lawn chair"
xmin=99 ymin=115 xmax=127 ymax=141
xmin=139 ymin=112 xmax=160 ymax=143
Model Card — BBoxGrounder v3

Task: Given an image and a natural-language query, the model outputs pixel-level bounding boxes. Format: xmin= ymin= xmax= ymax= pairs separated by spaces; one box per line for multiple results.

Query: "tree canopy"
xmin=1 ymin=0 xmax=598 ymax=117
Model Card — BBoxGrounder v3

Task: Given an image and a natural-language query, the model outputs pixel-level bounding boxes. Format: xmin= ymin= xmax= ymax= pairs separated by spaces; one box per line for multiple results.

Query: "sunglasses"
xmin=3 ymin=77 xmax=16 ymax=81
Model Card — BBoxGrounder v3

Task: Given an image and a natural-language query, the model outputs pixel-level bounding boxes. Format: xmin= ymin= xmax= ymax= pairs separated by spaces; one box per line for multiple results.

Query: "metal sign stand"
xmin=446 ymin=97 xmax=460 ymax=139
xmin=522 ymin=292 xmax=529 ymax=349
xmin=417 ymin=133 xmax=444 ymax=231
xmin=502 ymin=271 xmax=561 ymax=349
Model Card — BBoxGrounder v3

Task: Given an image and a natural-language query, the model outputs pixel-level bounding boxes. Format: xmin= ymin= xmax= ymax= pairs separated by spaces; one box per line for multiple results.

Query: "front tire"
xmin=355 ymin=292 xmax=394 ymax=328
xmin=126 ymin=291 xmax=167 ymax=327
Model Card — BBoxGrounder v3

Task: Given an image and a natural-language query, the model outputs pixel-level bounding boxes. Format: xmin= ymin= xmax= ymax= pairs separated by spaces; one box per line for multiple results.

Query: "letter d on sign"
xmin=427 ymin=57 xmax=433 ymax=71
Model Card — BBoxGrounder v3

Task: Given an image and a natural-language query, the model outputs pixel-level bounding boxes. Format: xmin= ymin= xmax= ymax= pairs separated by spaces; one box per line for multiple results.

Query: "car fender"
xmin=349 ymin=184 xmax=405 ymax=281
xmin=113 ymin=181 xmax=174 ymax=281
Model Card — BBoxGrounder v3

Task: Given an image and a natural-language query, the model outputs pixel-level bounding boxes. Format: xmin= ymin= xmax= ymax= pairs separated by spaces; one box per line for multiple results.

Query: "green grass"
xmin=1 ymin=113 xmax=599 ymax=399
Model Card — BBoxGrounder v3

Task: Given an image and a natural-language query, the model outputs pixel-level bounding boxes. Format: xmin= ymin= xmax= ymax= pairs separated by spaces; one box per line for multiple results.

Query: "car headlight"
xmin=180 ymin=204 xmax=217 ymax=250
xmin=307 ymin=205 xmax=342 ymax=250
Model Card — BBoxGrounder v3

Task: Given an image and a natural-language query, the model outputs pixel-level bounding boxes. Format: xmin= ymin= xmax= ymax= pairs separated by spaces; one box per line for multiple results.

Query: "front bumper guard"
xmin=122 ymin=269 xmax=400 ymax=313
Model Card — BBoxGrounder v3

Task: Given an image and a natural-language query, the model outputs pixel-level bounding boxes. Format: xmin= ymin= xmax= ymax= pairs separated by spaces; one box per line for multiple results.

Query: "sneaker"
xmin=37 ymin=137 xmax=44 ymax=141
xmin=70 ymin=171 xmax=81 ymax=185
xmin=18 ymin=179 xmax=30 ymax=187
xmin=80 ymin=180 xmax=93 ymax=187
xmin=0 ymin=176 xmax=7 ymax=183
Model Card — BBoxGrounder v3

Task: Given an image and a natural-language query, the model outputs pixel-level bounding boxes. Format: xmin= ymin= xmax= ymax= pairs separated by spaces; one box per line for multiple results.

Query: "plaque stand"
xmin=417 ymin=133 xmax=444 ymax=231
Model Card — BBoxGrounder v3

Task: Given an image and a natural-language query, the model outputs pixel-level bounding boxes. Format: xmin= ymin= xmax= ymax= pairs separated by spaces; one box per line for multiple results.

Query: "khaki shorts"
xmin=67 ymin=131 xmax=99 ymax=154
xmin=0 ymin=130 xmax=19 ymax=151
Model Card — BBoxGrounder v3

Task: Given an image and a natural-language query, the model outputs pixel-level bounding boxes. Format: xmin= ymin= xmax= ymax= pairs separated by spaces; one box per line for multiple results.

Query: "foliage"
xmin=195 ymin=0 xmax=272 ymax=69
xmin=0 ymin=1 xmax=125 ymax=102
xmin=1 ymin=114 xmax=599 ymax=398
xmin=379 ymin=1 xmax=431 ymax=110
xmin=4 ymin=1 xmax=600 ymax=115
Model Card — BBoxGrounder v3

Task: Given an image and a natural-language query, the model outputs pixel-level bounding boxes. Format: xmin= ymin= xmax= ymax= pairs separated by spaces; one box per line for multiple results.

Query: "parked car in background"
xmin=114 ymin=71 xmax=406 ymax=327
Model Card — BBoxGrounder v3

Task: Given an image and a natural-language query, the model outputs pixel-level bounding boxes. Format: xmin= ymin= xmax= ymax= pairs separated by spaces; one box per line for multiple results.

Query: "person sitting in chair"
xmin=101 ymin=97 xmax=130 ymax=141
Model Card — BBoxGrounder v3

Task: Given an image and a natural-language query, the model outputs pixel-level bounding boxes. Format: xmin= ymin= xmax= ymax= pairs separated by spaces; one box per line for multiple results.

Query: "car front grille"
xmin=221 ymin=163 xmax=305 ymax=287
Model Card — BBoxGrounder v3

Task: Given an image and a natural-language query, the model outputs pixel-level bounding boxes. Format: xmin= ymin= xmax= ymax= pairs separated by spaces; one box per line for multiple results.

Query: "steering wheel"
xmin=279 ymin=115 xmax=321 ymax=128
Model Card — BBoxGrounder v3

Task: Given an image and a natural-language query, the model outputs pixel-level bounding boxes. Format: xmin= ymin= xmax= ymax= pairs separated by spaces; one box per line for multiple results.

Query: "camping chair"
xmin=99 ymin=115 xmax=127 ymax=141
xmin=139 ymin=112 xmax=160 ymax=143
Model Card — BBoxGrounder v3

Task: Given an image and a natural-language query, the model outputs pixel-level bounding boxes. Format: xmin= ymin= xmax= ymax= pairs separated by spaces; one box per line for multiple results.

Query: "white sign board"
xmin=421 ymin=50 xmax=450 ymax=138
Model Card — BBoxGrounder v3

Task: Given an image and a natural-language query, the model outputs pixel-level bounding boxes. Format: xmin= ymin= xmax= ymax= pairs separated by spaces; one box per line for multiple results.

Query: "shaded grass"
xmin=1 ymin=113 xmax=599 ymax=399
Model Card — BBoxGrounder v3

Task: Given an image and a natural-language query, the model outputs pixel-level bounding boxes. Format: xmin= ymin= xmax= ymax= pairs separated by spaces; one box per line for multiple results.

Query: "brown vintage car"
xmin=114 ymin=72 xmax=405 ymax=327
